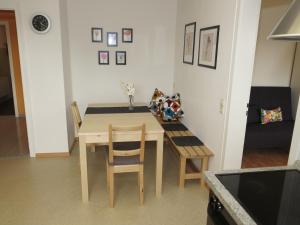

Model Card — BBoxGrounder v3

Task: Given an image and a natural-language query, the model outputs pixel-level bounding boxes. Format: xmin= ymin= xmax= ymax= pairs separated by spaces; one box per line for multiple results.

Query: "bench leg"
xmin=200 ymin=157 xmax=209 ymax=188
xmin=109 ymin=168 xmax=114 ymax=208
xmin=106 ymin=159 xmax=110 ymax=192
xmin=179 ymin=156 xmax=186 ymax=188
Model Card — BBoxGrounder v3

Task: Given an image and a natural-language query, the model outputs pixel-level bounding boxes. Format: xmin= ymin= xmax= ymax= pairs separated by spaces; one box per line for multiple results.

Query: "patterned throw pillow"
xmin=149 ymin=88 xmax=165 ymax=115
xmin=161 ymin=95 xmax=184 ymax=121
xmin=260 ymin=107 xmax=283 ymax=124
xmin=148 ymin=89 xmax=184 ymax=121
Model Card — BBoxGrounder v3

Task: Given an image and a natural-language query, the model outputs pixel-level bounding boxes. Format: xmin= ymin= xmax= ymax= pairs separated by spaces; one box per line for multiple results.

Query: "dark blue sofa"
xmin=243 ymin=87 xmax=295 ymax=150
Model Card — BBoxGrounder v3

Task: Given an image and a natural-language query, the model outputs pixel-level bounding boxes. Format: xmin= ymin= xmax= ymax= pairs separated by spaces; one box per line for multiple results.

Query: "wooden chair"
xmin=106 ymin=124 xmax=146 ymax=207
xmin=71 ymin=101 xmax=96 ymax=152
xmin=71 ymin=101 xmax=82 ymax=138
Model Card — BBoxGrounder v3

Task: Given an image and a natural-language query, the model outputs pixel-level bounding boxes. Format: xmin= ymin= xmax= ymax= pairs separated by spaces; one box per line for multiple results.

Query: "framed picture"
xmin=122 ymin=28 xmax=133 ymax=43
xmin=116 ymin=51 xmax=126 ymax=65
xmin=107 ymin=32 xmax=118 ymax=47
xmin=198 ymin=25 xmax=220 ymax=69
xmin=183 ymin=22 xmax=196 ymax=64
xmin=98 ymin=51 xmax=109 ymax=65
xmin=91 ymin=27 xmax=103 ymax=42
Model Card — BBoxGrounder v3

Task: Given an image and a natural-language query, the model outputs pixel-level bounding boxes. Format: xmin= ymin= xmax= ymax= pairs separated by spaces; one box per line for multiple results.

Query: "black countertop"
xmin=217 ymin=170 xmax=300 ymax=225
xmin=205 ymin=161 xmax=300 ymax=225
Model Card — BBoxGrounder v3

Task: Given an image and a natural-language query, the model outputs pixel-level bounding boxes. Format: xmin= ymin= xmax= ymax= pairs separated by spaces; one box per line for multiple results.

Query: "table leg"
xmin=156 ymin=134 xmax=164 ymax=197
xmin=201 ymin=157 xmax=209 ymax=188
xmin=79 ymin=135 xmax=89 ymax=202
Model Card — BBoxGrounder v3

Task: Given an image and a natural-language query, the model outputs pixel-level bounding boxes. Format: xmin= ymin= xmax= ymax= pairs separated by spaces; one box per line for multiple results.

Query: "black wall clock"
xmin=31 ymin=14 xmax=51 ymax=34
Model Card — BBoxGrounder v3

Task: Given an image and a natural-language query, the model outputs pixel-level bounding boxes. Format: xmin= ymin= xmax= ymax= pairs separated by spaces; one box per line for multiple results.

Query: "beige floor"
xmin=0 ymin=142 xmax=209 ymax=225
xmin=0 ymin=116 xmax=29 ymax=157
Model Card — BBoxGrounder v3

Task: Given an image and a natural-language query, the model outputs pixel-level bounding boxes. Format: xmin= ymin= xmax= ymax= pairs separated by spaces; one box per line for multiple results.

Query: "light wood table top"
xmin=88 ymin=102 xmax=146 ymax=107
xmin=79 ymin=113 xmax=164 ymax=136
xmin=79 ymin=103 xmax=164 ymax=137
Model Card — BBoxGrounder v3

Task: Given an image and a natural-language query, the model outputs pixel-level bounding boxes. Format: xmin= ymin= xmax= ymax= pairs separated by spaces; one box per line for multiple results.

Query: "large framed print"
xmin=183 ymin=22 xmax=196 ymax=65
xmin=198 ymin=25 xmax=220 ymax=69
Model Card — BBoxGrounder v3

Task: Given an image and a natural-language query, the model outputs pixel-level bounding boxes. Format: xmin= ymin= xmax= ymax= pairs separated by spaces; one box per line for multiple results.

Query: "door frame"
xmin=0 ymin=21 xmax=19 ymax=116
xmin=222 ymin=0 xmax=300 ymax=168
xmin=221 ymin=0 xmax=262 ymax=170
xmin=289 ymin=97 xmax=300 ymax=164
xmin=0 ymin=8 xmax=35 ymax=157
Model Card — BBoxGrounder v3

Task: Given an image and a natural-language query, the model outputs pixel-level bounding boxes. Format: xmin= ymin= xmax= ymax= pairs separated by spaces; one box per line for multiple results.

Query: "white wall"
xmin=1 ymin=0 xmax=177 ymax=154
xmin=289 ymin=95 xmax=300 ymax=164
xmin=252 ymin=0 xmax=295 ymax=87
xmin=291 ymin=44 xmax=300 ymax=119
xmin=19 ymin=0 xmax=70 ymax=154
xmin=222 ymin=0 xmax=262 ymax=169
xmin=174 ymin=0 xmax=261 ymax=170
xmin=174 ymin=0 xmax=239 ymax=170
xmin=290 ymin=44 xmax=300 ymax=167
xmin=0 ymin=0 xmax=266 ymax=164
xmin=0 ymin=0 xmax=70 ymax=155
xmin=60 ymin=0 xmax=74 ymax=149
xmin=66 ymin=0 xmax=177 ymax=114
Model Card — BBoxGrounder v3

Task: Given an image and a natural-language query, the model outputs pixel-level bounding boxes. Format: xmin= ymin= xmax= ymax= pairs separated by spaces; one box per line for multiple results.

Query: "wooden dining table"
xmin=78 ymin=103 xmax=165 ymax=202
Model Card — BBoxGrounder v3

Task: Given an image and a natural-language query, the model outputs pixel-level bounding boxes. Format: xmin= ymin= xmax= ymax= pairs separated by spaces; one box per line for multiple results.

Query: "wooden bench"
xmin=159 ymin=121 xmax=214 ymax=188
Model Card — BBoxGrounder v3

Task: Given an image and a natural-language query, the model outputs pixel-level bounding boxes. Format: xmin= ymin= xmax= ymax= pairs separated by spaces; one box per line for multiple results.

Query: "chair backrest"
xmin=71 ymin=101 xmax=82 ymax=137
xmin=108 ymin=124 xmax=146 ymax=164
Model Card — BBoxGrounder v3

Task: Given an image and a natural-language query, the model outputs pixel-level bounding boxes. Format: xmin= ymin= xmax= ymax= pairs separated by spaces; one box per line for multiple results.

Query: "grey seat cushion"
xmin=113 ymin=141 xmax=141 ymax=150
xmin=171 ymin=136 xmax=203 ymax=146
xmin=162 ymin=123 xmax=188 ymax=131
xmin=106 ymin=141 xmax=142 ymax=165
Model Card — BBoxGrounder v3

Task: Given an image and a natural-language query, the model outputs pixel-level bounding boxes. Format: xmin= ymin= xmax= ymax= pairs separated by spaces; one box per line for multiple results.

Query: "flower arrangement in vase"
xmin=121 ymin=82 xmax=135 ymax=110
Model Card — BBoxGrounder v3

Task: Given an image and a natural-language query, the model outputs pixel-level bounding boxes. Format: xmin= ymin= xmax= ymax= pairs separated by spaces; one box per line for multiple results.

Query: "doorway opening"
xmin=241 ymin=0 xmax=298 ymax=168
xmin=0 ymin=10 xmax=29 ymax=157
xmin=0 ymin=24 xmax=15 ymax=115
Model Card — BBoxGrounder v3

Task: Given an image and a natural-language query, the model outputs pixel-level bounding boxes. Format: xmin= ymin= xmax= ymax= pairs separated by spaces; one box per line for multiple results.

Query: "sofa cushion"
xmin=247 ymin=87 xmax=293 ymax=124
xmin=244 ymin=121 xmax=294 ymax=149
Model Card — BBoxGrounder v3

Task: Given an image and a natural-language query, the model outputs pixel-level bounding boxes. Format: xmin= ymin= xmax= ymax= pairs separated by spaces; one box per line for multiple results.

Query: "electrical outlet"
xmin=219 ymin=99 xmax=224 ymax=114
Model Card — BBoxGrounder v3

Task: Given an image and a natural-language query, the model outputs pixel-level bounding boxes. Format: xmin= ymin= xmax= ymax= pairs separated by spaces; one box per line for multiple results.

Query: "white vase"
xmin=129 ymin=95 xmax=134 ymax=110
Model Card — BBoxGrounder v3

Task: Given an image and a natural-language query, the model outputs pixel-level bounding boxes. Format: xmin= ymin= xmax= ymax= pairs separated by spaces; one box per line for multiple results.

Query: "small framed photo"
xmin=91 ymin=27 xmax=103 ymax=42
xmin=116 ymin=51 xmax=126 ymax=65
xmin=198 ymin=25 xmax=220 ymax=69
xmin=98 ymin=51 xmax=109 ymax=65
xmin=107 ymin=32 xmax=118 ymax=47
xmin=122 ymin=28 xmax=133 ymax=43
